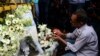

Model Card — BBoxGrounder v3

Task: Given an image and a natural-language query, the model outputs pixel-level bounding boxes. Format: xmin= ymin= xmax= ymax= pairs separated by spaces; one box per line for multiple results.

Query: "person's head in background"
xmin=70 ymin=8 xmax=88 ymax=28
xmin=87 ymin=7 xmax=97 ymax=18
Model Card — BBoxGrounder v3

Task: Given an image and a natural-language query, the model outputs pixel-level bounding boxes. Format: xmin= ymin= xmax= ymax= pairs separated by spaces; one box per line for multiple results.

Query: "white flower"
xmin=38 ymin=32 xmax=45 ymax=39
xmin=11 ymin=44 xmax=17 ymax=49
xmin=41 ymin=40 xmax=49 ymax=47
xmin=12 ymin=19 xmax=19 ymax=24
xmin=5 ymin=20 xmax=11 ymax=25
xmin=15 ymin=25 xmax=20 ymax=30
xmin=8 ymin=14 xmax=15 ymax=18
xmin=46 ymin=28 xmax=52 ymax=35
xmin=6 ymin=39 xmax=10 ymax=44
xmin=16 ymin=18 xmax=20 ymax=22
xmin=40 ymin=40 xmax=45 ymax=44
xmin=9 ymin=26 xmax=15 ymax=32
xmin=0 ymin=31 xmax=2 ymax=36
xmin=23 ymin=5 xmax=29 ymax=12
xmin=19 ymin=26 xmax=24 ymax=30
xmin=16 ymin=18 xmax=20 ymax=20
xmin=0 ymin=47 xmax=4 ymax=51
xmin=38 ymin=25 xmax=41 ymax=28
xmin=38 ymin=24 xmax=47 ymax=31
xmin=1 ymin=39 xmax=10 ymax=44
xmin=12 ymin=19 xmax=16 ymax=24
xmin=3 ymin=44 xmax=8 ymax=51
xmin=1 ymin=32 xmax=6 ymax=37
xmin=1 ymin=31 xmax=9 ymax=37
xmin=4 ymin=31 xmax=9 ymax=35
xmin=10 ymin=36 xmax=16 ymax=41
xmin=0 ymin=25 xmax=2 ymax=31
xmin=44 ymin=41 xmax=49 ymax=47
xmin=19 ymin=23 xmax=24 ymax=27
xmin=38 ymin=33 xmax=42 ymax=37
xmin=15 ymin=9 xmax=23 ymax=16
xmin=15 ymin=24 xmax=24 ymax=31
xmin=2 ymin=26 xmax=7 ymax=31
xmin=18 ymin=30 xmax=24 ymax=37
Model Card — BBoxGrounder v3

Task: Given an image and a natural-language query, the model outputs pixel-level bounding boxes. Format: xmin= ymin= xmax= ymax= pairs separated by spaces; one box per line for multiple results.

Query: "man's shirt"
xmin=65 ymin=24 xmax=98 ymax=56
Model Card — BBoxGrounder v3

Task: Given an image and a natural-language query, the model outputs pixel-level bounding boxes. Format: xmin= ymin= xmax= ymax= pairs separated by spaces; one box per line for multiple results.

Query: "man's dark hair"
xmin=74 ymin=8 xmax=88 ymax=24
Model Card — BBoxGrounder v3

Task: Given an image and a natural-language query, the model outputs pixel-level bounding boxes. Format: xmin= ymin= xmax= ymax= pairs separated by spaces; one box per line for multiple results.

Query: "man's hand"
xmin=53 ymin=33 xmax=67 ymax=45
xmin=53 ymin=28 xmax=64 ymax=37
xmin=53 ymin=33 xmax=61 ymax=40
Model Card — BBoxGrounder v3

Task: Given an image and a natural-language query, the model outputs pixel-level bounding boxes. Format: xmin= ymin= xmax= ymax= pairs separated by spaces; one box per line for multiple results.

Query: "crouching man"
xmin=53 ymin=11 xmax=98 ymax=56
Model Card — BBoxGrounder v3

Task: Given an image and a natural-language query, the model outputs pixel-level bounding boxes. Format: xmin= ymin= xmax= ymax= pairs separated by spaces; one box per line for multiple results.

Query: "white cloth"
xmin=65 ymin=24 xmax=98 ymax=56
xmin=20 ymin=8 xmax=44 ymax=56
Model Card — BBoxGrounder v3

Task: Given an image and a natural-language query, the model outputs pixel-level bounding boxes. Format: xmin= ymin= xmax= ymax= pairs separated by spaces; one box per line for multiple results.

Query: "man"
xmin=53 ymin=11 xmax=98 ymax=56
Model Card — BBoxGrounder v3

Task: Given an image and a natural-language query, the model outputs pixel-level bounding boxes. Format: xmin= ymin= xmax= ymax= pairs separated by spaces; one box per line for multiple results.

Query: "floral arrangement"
xmin=38 ymin=24 xmax=56 ymax=56
xmin=14 ymin=4 xmax=33 ymax=27
xmin=0 ymin=5 xmax=32 ymax=56
xmin=0 ymin=14 xmax=23 ymax=56
xmin=15 ymin=4 xmax=31 ymax=18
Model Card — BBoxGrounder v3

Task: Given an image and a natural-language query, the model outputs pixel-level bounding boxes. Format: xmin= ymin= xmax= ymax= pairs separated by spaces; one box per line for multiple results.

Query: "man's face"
xmin=70 ymin=14 xmax=79 ymax=28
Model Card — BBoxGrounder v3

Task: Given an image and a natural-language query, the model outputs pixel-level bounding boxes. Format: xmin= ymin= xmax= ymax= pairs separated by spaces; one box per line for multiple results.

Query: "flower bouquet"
xmin=0 ymin=4 xmax=33 ymax=56
xmin=0 ymin=14 xmax=22 ymax=56
xmin=0 ymin=12 xmax=32 ymax=56
xmin=15 ymin=4 xmax=31 ymax=18
xmin=38 ymin=24 xmax=57 ymax=56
